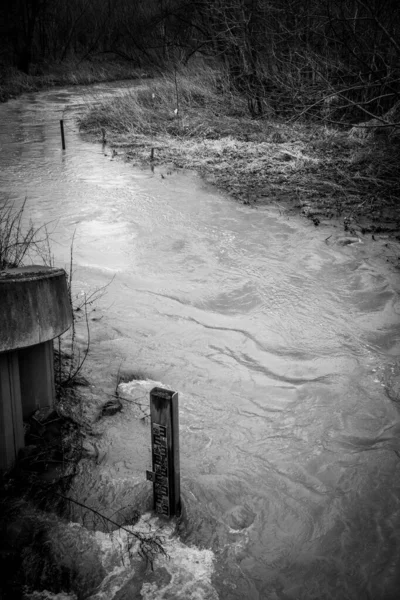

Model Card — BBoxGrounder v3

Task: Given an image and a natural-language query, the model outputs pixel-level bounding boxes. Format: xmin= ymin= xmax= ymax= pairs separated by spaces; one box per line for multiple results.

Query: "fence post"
xmin=60 ymin=120 xmax=66 ymax=150
xmin=147 ymin=387 xmax=181 ymax=517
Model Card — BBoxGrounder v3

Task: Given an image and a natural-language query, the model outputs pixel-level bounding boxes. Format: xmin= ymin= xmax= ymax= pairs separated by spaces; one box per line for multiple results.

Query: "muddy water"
xmin=1 ymin=85 xmax=400 ymax=599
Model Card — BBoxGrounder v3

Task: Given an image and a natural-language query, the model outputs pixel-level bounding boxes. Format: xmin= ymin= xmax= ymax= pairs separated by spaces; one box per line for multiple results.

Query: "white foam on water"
xmin=119 ymin=379 xmax=170 ymax=395
xmin=89 ymin=513 xmax=218 ymax=600
xmin=118 ymin=379 xmax=171 ymax=419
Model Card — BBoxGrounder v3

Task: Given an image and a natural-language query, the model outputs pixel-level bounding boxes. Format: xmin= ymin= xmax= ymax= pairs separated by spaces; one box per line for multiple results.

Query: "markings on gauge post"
xmin=146 ymin=387 xmax=181 ymax=517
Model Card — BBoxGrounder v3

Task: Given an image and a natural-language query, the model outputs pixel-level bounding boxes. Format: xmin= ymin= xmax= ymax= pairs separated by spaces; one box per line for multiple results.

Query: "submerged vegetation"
xmin=79 ymin=64 xmax=400 ymax=240
xmin=0 ymin=203 xmax=163 ymax=600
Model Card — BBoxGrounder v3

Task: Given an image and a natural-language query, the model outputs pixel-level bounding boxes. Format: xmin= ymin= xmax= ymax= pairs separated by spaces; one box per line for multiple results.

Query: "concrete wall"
xmin=0 ymin=351 xmax=24 ymax=471
xmin=0 ymin=266 xmax=72 ymax=352
xmin=0 ymin=266 xmax=73 ymax=470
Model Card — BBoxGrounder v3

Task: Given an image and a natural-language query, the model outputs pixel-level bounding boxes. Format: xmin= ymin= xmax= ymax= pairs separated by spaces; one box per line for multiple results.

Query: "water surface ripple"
xmin=1 ymin=85 xmax=400 ymax=599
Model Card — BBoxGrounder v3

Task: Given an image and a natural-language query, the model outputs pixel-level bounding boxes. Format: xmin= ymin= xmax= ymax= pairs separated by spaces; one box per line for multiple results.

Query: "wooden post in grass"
xmin=60 ymin=120 xmax=66 ymax=150
xmin=147 ymin=387 xmax=181 ymax=517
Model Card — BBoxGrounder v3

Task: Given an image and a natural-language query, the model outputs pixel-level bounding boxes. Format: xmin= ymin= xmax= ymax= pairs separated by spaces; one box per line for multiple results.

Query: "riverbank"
xmin=2 ymin=63 xmax=399 ymax=256
xmin=0 ymin=59 xmax=146 ymax=103
xmin=78 ymin=69 xmax=400 ymax=265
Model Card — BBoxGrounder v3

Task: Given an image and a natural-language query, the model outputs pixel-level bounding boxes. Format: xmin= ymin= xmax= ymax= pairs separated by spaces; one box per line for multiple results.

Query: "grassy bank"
xmin=0 ymin=58 xmax=146 ymax=103
xmin=78 ymin=65 xmax=400 ymax=244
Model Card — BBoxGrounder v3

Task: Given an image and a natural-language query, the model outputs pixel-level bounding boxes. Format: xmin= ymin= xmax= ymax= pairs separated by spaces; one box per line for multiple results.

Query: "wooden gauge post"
xmin=146 ymin=387 xmax=181 ymax=517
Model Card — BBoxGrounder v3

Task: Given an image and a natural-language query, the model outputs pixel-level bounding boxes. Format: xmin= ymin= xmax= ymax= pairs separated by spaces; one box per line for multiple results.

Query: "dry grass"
xmin=0 ymin=59 xmax=144 ymax=103
xmin=79 ymin=63 xmax=250 ymax=136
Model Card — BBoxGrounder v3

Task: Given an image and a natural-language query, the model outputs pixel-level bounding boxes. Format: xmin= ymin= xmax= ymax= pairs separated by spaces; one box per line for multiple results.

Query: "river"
xmin=1 ymin=83 xmax=400 ymax=599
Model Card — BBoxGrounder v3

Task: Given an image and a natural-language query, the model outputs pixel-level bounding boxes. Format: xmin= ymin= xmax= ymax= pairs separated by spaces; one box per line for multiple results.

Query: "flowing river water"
xmin=1 ymin=84 xmax=400 ymax=599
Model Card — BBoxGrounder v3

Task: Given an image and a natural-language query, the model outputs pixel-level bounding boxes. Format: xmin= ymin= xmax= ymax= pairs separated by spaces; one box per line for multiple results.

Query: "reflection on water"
xmin=1 ymin=85 xmax=400 ymax=599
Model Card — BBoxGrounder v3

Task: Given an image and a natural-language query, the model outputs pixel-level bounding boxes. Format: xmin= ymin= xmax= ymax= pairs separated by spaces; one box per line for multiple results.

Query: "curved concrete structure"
xmin=0 ymin=266 xmax=72 ymax=352
xmin=0 ymin=266 xmax=72 ymax=470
